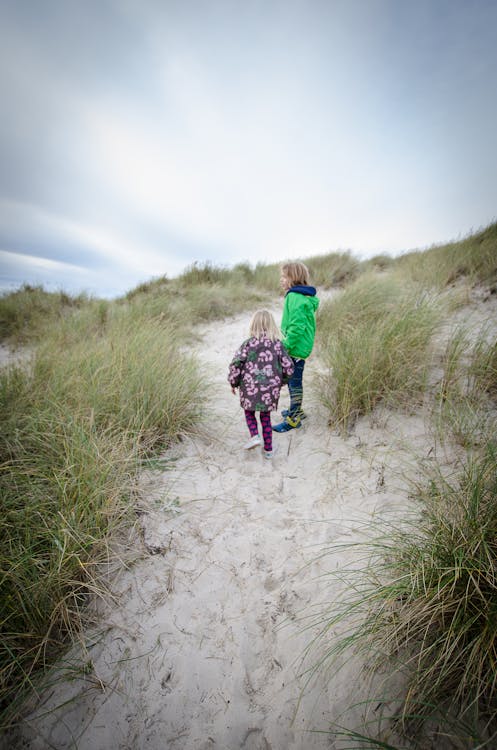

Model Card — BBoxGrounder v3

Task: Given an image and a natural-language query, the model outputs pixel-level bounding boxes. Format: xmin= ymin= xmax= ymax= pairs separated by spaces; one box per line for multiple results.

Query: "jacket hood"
xmin=286 ymin=285 xmax=317 ymax=297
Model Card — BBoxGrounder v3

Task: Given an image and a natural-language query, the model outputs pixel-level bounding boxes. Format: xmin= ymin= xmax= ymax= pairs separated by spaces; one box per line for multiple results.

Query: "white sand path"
xmin=10 ymin=293 xmax=496 ymax=750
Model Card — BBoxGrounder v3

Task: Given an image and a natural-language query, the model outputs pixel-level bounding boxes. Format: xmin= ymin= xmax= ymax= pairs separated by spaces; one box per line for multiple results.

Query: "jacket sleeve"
xmin=228 ymin=342 xmax=247 ymax=387
xmin=279 ymin=344 xmax=294 ymax=384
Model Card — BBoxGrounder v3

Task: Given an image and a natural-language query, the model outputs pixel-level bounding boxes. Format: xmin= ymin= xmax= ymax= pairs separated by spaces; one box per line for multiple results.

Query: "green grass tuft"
xmin=0 ymin=309 xmax=205 ymax=725
xmin=316 ymin=275 xmax=441 ymax=430
xmin=395 ymin=223 xmax=497 ymax=289
xmin=311 ymin=444 xmax=497 ymax=744
xmin=0 ymin=285 xmax=90 ymax=345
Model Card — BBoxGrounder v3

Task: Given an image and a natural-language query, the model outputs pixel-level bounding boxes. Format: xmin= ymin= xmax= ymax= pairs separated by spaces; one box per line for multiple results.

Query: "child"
xmin=228 ymin=310 xmax=294 ymax=459
xmin=273 ymin=261 xmax=319 ymax=433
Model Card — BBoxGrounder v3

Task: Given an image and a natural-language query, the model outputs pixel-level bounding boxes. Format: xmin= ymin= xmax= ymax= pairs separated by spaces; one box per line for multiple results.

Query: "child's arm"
xmin=227 ymin=341 xmax=248 ymax=390
xmin=278 ymin=343 xmax=295 ymax=384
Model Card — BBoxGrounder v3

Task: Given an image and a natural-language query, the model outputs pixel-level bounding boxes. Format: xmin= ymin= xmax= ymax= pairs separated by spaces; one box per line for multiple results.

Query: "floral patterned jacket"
xmin=228 ymin=335 xmax=294 ymax=412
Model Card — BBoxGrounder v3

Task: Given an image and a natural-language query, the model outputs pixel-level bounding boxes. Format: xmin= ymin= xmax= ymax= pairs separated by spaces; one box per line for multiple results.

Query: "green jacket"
xmin=281 ymin=285 xmax=319 ymax=359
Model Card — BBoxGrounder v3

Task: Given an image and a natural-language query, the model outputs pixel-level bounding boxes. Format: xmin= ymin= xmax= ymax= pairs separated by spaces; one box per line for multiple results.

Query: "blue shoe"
xmin=273 ymin=417 xmax=302 ymax=433
xmin=281 ymin=409 xmax=307 ymax=420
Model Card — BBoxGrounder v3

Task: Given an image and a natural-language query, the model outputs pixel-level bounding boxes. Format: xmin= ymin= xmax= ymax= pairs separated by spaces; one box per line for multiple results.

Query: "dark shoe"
xmin=273 ymin=416 xmax=302 ymax=432
xmin=281 ymin=409 xmax=307 ymax=420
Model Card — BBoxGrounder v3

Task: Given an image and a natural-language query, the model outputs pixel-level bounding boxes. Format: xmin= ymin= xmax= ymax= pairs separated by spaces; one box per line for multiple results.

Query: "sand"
xmin=6 ymin=291 xmax=496 ymax=750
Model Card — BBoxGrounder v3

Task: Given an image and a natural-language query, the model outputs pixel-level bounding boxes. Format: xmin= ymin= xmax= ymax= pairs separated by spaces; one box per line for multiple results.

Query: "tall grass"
xmin=311 ymin=240 xmax=497 ymax=745
xmin=176 ymin=259 xmax=281 ymax=293
xmin=470 ymin=332 xmax=497 ymax=398
xmin=395 ymin=222 xmax=497 ymax=289
xmin=0 ymin=311 xmax=205 ymax=726
xmin=311 ymin=444 xmax=497 ymax=746
xmin=389 ymin=446 xmax=497 ymax=722
xmin=0 ymin=412 xmax=134 ymax=721
xmin=0 ymin=285 xmax=90 ymax=344
xmin=36 ymin=315 xmax=204 ymax=443
xmin=169 ymin=283 xmax=270 ymax=324
xmin=178 ymin=260 xmax=233 ymax=286
xmin=305 ymin=251 xmax=360 ymax=288
xmin=316 ymin=275 xmax=441 ymax=430
xmin=434 ymin=324 xmax=497 ymax=449
xmin=124 ymin=274 xmax=272 ymax=328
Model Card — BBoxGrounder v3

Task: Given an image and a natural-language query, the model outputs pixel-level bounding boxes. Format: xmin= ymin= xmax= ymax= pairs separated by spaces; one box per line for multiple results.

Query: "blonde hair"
xmin=249 ymin=310 xmax=280 ymax=341
xmin=280 ymin=261 xmax=310 ymax=287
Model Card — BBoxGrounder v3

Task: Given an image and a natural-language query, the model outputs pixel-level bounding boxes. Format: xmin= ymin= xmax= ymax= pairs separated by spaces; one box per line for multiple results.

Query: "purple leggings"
xmin=244 ymin=410 xmax=272 ymax=451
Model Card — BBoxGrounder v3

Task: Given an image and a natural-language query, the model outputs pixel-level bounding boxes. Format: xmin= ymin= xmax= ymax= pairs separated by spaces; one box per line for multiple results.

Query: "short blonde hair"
xmin=280 ymin=261 xmax=310 ymax=287
xmin=249 ymin=310 xmax=281 ymax=341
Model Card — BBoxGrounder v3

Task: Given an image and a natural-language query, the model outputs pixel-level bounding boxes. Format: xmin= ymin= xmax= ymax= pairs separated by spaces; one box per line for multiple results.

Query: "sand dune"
xmin=7 ymin=291 xmax=496 ymax=750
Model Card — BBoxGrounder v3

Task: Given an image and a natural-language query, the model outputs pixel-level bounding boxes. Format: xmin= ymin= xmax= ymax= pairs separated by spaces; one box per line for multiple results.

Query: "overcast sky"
xmin=1 ymin=0 xmax=496 ymax=298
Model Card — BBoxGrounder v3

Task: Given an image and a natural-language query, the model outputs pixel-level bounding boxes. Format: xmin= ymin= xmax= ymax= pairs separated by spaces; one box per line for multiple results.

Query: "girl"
xmin=228 ymin=310 xmax=294 ymax=459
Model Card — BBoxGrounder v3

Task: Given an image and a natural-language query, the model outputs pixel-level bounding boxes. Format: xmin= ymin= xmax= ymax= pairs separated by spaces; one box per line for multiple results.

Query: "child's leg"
xmin=288 ymin=358 xmax=306 ymax=418
xmin=259 ymin=411 xmax=272 ymax=451
xmin=244 ymin=409 xmax=259 ymax=437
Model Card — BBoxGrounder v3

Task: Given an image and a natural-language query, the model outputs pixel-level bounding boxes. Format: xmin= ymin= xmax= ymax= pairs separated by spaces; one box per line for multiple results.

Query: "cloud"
xmin=0 ymin=249 xmax=88 ymax=275
xmin=1 ymin=0 xmax=497 ymax=298
xmin=0 ymin=199 xmax=189 ymax=296
xmin=0 ymin=200 xmax=141 ymax=265
xmin=0 ymin=247 xmax=108 ymax=297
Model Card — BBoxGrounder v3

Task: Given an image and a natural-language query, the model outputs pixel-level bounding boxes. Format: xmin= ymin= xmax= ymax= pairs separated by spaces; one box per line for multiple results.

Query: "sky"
xmin=0 ymin=0 xmax=496 ymax=298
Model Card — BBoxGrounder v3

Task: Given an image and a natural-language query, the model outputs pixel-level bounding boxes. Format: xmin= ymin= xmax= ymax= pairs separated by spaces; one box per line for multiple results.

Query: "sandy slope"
xmin=7 ymin=293 xmax=496 ymax=750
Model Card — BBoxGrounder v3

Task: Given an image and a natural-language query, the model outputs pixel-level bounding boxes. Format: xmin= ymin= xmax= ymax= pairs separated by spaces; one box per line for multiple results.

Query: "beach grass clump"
xmin=124 ymin=260 xmax=280 ymax=296
xmin=123 ymin=276 xmax=271 ymax=329
xmin=434 ymin=324 xmax=497 ymax=449
xmin=435 ymin=391 xmax=493 ymax=451
xmin=124 ymin=274 xmax=169 ymax=300
xmin=395 ymin=222 xmax=497 ymax=289
xmin=0 ymin=406 xmax=134 ymax=720
xmin=0 ymin=284 xmax=90 ymax=344
xmin=178 ymin=261 xmax=233 ymax=287
xmin=469 ymin=332 xmax=497 ymax=398
xmin=0 ymin=311 xmax=205 ymax=724
xmin=170 ymin=283 xmax=270 ymax=324
xmin=316 ymin=275 xmax=441 ymax=430
xmin=314 ymin=444 xmax=497 ymax=745
xmin=393 ymin=445 xmax=497 ymax=721
xmin=35 ymin=310 xmax=205 ymax=447
xmin=306 ymin=250 xmax=360 ymax=289
xmin=360 ymin=253 xmax=396 ymax=274
xmin=251 ymin=261 xmax=281 ymax=291
xmin=221 ymin=261 xmax=279 ymax=290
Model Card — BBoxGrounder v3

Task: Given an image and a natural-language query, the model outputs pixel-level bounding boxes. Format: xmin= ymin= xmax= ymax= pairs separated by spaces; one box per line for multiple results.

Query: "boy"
xmin=273 ymin=261 xmax=319 ymax=433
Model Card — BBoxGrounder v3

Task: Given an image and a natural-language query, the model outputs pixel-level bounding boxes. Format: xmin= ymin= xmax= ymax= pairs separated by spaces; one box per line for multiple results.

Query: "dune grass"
xmin=2 ymin=264 xmax=275 ymax=348
xmin=469 ymin=331 xmax=497 ymax=398
xmin=0 ymin=284 xmax=90 ymax=345
xmin=0 ymin=309 xmax=205 ymax=726
xmin=316 ymin=275 xmax=441 ymax=430
xmin=0 ymin=413 xmax=134 ymax=720
xmin=125 ymin=282 xmax=271 ymax=334
xmin=305 ymin=250 xmax=360 ymax=288
xmin=395 ymin=222 xmax=497 ymax=289
xmin=124 ymin=266 xmax=273 ymax=329
xmin=434 ymin=323 xmax=497 ymax=449
xmin=311 ymin=243 xmax=497 ymax=745
xmin=310 ymin=443 xmax=497 ymax=747
xmin=312 ymin=276 xmax=497 ymax=746
xmin=170 ymin=282 xmax=270 ymax=324
xmin=383 ymin=445 xmax=497 ymax=722
xmin=0 ymin=268 xmax=270 ymax=725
